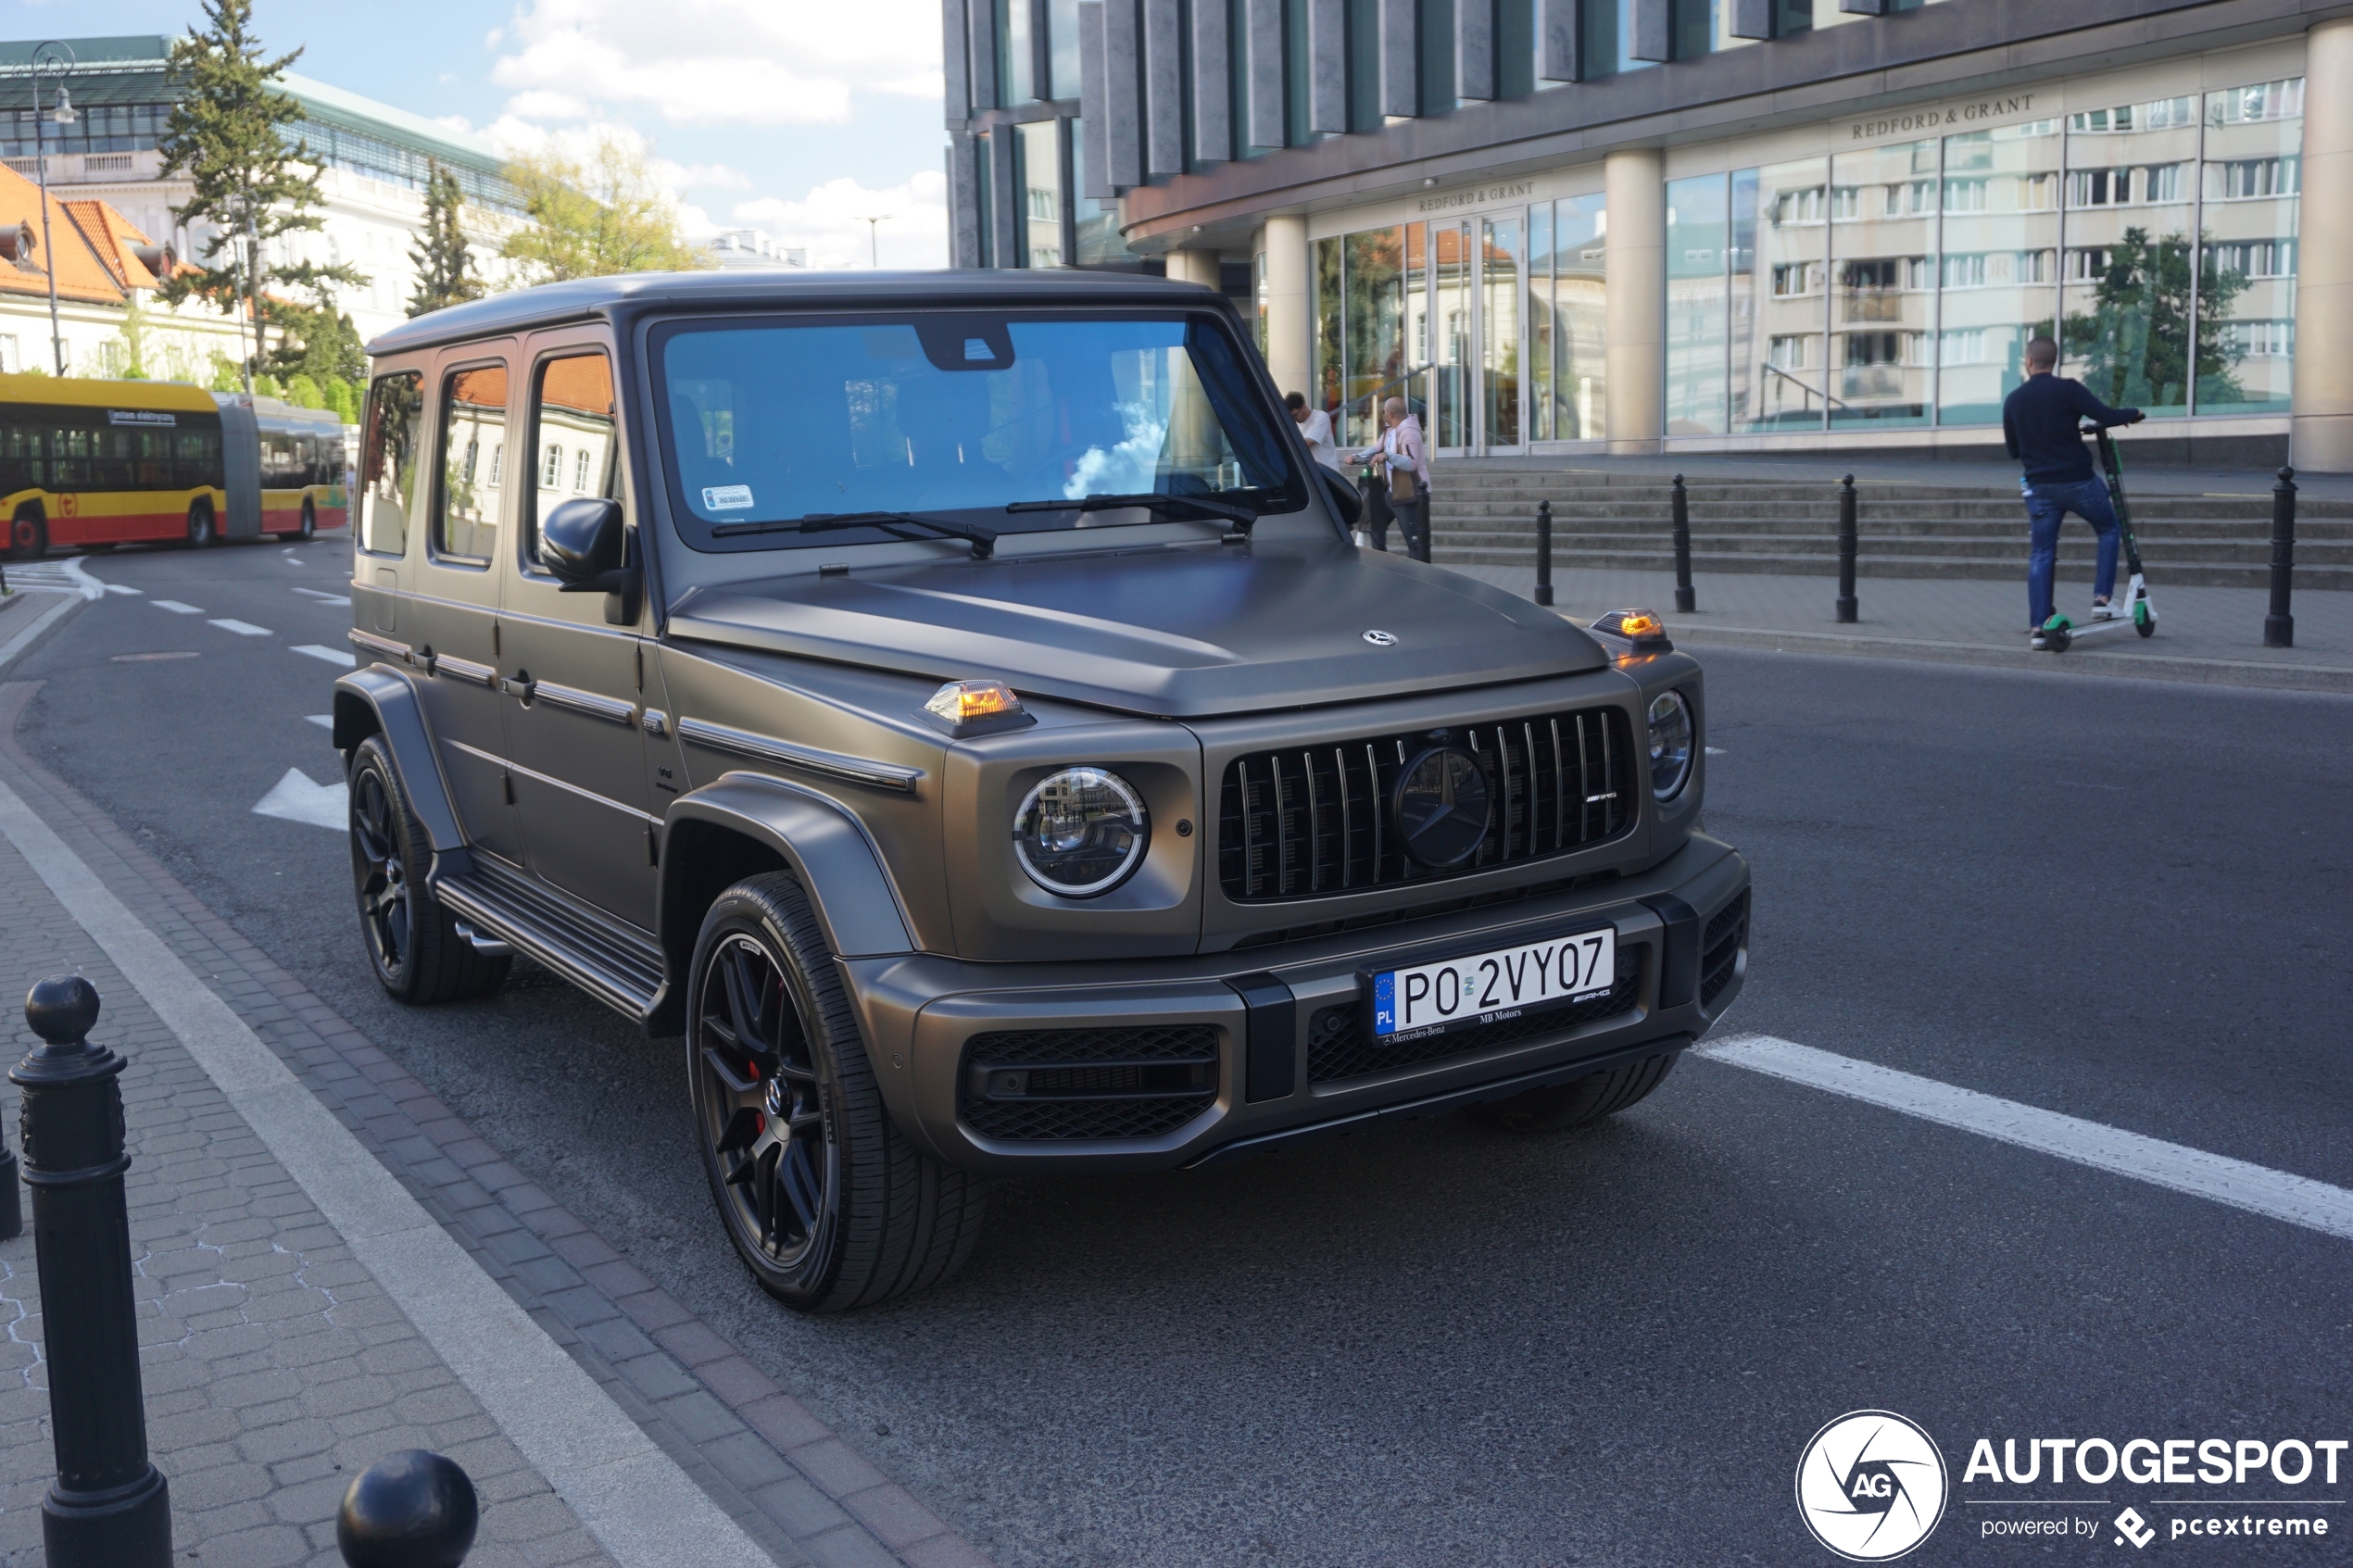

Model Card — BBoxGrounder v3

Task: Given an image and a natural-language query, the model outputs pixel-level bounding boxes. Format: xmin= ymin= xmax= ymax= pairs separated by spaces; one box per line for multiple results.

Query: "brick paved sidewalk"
xmin=1444 ymin=562 xmax=2353 ymax=693
xmin=0 ymin=672 xmax=995 ymax=1568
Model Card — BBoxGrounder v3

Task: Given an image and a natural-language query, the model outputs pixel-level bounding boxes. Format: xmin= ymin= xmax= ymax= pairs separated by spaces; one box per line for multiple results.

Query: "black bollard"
xmin=339 ymin=1449 xmax=479 ymax=1568
xmin=1534 ymin=498 xmax=1554 ymax=607
xmin=1835 ymin=473 xmax=1859 ymax=624
xmin=1670 ymin=474 xmax=1695 ymax=614
xmin=12 ymin=975 xmax=170 ymax=1568
xmin=2265 ymin=466 xmax=2296 ymax=648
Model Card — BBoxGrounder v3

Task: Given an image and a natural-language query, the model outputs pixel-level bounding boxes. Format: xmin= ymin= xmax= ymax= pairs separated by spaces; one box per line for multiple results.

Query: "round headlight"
xmin=1013 ymin=768 xmax=1150 ymax=897
xmin=1648 ymin=691 xmax=1693 ymax=801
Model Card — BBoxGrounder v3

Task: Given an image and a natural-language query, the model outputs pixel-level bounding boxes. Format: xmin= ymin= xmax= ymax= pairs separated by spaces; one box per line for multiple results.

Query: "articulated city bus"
xmin=0 ymin=375 xmax=347 ymax=557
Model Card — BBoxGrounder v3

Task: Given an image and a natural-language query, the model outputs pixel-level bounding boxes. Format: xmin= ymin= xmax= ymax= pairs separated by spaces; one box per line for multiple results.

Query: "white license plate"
xmin=1369 ymin=928 xmax=1617 ymax=1041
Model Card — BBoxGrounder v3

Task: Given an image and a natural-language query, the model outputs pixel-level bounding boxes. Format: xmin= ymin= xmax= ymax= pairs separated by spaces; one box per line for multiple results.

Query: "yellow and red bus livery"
xmin=0 ymin=375 xmax=347 ymax=557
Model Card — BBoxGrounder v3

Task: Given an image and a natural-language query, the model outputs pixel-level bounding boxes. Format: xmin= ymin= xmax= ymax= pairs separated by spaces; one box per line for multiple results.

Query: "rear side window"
xmin=524 ymin=353 xmax=618 ymax=565
xmin=434 ymin=363 xmax=508 ymax=564
xmin=359 ymin=370 xmax=423 ymax=557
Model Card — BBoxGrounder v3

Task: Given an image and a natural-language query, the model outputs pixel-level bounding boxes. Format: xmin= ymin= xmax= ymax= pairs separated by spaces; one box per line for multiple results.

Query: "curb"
xmin=1668 ymin=623 xmax=2353 ymax=693
xmin=0 ymin=680 xmax=1000 ymax=1568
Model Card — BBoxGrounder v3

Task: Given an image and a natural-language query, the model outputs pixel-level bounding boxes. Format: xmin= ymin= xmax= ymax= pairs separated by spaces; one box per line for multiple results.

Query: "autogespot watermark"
xmin=1794 ymin=1414 xmax=2347 ymax=1557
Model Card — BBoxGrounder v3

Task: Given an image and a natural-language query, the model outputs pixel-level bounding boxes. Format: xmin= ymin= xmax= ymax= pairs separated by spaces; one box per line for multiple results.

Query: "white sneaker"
xmin=2090 ymin=601 xmax=2121 ymax=621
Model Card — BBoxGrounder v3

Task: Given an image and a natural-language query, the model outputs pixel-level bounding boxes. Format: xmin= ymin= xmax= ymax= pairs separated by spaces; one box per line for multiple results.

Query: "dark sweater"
xmin=2002 ymin=374 xmax=2140 ymax=485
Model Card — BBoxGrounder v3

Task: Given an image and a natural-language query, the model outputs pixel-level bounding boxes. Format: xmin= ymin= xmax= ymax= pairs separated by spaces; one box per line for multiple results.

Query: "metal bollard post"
xmin=12 ymin=975 xmax=170 ymax=1568
xmin=2265 ymin=465 xmax=2296 ymax=648
xmin=1534 ymin=498 xmax=1554 ymax=607
xmin=1670 ymin=474 xmax=1695 ymax=614
xmin=339 ymin=1449 xmax=479 ymax=1568
xmin=1835 ymin=473 xmax=1859 ymax=624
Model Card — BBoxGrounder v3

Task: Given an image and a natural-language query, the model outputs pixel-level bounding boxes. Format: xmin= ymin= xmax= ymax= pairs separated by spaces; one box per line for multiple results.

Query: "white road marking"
xmin=305 ymin=714 xmax=334 ymax=729
xmin=0 ymin=771 xmax=779 ymax=1568
xmin=252 ymin=767 xmax=346 ymax=830
xmin=152 ymin=600 xmax=205 ymax=615
xmin=103 ymin=583 xmax=141 ymax=596
xmin=9 ymin=558 xmax=106 ymax=599
xmin=1699 ymin=1035 xmax=2353 ymax=1243
xmin=291 ymin=586 xmax=350 ymax=604
xmin=208 ymin=619 xmax=272 ymax=636
xmin=292 ymin=644 xmax=357 ymax=668
xmin=1705 ymin=746 xmax=1728 ymax=756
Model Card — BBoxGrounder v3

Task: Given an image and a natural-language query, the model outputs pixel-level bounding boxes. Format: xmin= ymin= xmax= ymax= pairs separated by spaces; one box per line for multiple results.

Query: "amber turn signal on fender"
xmin=917 ymin=679 xmax=1038 ymax=738
xmin=1588 ymin=608 xmax=1675 ymax=654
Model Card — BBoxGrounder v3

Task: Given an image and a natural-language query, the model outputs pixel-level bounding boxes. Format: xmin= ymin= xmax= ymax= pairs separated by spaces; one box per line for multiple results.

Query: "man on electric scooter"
xmin=2002 ymin=336 xmax=2145 ymax=650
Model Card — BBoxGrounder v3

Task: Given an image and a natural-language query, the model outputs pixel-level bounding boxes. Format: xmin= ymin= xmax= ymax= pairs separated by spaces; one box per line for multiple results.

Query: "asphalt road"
xmin=12 ymin=538 xmax=2353 ymax=1566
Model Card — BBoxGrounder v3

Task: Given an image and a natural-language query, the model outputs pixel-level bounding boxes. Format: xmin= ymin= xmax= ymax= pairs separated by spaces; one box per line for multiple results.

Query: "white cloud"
xmin=731 ymin=170 xmax=948 ymax=270
xmin=491 ymin=0 xmax=941 ymax=128
xmin=659 ymin=159 xmax=752 ymax=193
xmin=504 ymin=89 xmax=593 ymax=122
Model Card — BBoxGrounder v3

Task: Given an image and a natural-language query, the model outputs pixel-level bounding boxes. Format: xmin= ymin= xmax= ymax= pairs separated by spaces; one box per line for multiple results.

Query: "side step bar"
xmin=434 ymin=867 xmax=665 ymax=1022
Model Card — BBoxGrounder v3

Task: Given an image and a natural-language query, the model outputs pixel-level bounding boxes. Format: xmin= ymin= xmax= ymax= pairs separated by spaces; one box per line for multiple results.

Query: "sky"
xmin=20 ymin=0 xmax=952 ymax=268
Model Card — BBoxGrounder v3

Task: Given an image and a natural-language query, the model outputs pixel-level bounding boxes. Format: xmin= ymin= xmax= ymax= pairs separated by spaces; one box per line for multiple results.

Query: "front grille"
xmin=1218 ymin=707 xmax=1636 ymax=903
xmin=1304 ymin=952 xmax=1643 ymax=1084
xmin=1700 ymin=890 xmax=1749 ymax=1009
xmin=959 ymin=1025 xmax=1219 ymax=1142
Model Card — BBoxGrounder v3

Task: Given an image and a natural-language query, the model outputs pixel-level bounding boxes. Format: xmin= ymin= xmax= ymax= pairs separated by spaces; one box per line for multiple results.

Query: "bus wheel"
xmin=6 ymin=507 xmax=44 ymax=559
xmin=185 ymin=499 xmax=216 ymax=548
xmin=291 ymin=499 xmax=317 ymax=542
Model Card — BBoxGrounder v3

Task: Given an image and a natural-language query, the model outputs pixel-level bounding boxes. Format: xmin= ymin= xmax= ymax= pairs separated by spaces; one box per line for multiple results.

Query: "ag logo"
xmin=1795 ymin=1410 xmax=1948 ymax=1562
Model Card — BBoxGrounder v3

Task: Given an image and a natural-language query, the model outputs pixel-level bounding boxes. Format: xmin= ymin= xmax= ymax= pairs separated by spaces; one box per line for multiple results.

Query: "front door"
xmin=409 ymin=354 xmax=525 ymax=868
xmin=494 ymin=342 xmax=657 ymax=929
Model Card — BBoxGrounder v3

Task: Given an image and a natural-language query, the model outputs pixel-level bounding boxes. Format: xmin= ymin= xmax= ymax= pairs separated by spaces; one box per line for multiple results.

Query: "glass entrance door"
xmin=1480 ymin=214 xmax=1524 ymax=450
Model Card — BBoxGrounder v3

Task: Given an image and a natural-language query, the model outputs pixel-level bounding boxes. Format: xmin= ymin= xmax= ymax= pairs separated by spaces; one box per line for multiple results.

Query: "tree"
xmin=2060 ymin=226 xmax=2246 ymax=411
xmin=408 ymin=159 xmax=484 ymax=316
xmin=500 ymin=136 xmax=709 ymax=284
xmin=157 ymin=0 xmax=364 ymax=383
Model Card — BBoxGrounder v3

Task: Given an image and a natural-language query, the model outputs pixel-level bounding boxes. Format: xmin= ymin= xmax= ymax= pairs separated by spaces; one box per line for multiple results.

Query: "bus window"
xmin=359 ymin=371 xmax=424 ymax=557
xmin=0 ymin=420 xmax=41 ymax=493
xmin=48 ymin=425 xmax=90 ymax=487
xmin=435 ymin=364 xmax=507 ymax=564
xmin=135 ymin=430 xmax=171 ymax=489
xmin=525 ymin=353 xmax=617 ymax=565
xmin=297 ymin=434 xmax=318 ymax=486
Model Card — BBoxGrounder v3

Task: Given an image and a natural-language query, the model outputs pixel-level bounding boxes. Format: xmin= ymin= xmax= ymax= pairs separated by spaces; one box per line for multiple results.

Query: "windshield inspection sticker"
xmin=702 ymin=484 xmax=755 ymax=510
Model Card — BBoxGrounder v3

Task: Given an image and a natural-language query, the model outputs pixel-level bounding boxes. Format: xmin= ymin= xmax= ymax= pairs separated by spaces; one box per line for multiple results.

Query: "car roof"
xmin=365 ymin=269 xmax=1229 ymax=358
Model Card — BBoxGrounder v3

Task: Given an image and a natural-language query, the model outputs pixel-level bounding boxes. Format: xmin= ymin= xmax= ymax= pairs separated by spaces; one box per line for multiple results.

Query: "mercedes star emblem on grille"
xmin=1363 ymin=630 xmax=1398 ymax=646
xmin=1392 ymin=746 xmax=1491 ymax=866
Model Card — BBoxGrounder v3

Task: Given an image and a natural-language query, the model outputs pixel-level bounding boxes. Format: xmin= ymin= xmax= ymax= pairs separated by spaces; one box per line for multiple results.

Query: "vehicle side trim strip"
xmin=530 ymin=681 xmax=636 ymax=725
xmin=675 ymin=717 xmax=923 ymax=794
xmin=434 ymin=654 xmax=497 ymax=687
xmin=348 ymin=629 xmax=411 ymax=664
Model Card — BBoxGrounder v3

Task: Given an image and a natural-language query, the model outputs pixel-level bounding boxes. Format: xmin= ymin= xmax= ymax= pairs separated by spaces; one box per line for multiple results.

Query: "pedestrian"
xmin=1353 ymin=397 xmax=1430 ymax=562
xmin=2001 ymin=335 xmax=2145 ymax=648
xmin=1286 ymin=392 xmax=1343 ymax=473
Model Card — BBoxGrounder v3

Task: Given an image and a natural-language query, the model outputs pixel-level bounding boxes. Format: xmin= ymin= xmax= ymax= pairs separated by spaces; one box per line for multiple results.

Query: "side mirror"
xmin=1315 ymin=464 xmax=1362 ymax=528
xmin=541 ymin=497 xmax=641 ymax=624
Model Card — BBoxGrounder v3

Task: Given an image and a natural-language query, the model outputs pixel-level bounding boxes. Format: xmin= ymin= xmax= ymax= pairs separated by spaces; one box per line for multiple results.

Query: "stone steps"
xmin=1428 ymin=544 xmax=2353 ymax=590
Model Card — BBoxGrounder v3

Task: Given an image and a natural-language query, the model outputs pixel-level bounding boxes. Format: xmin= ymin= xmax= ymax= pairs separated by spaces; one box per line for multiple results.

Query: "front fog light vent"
xmin=961 ymin=1025 xmax=1219 ymax=1141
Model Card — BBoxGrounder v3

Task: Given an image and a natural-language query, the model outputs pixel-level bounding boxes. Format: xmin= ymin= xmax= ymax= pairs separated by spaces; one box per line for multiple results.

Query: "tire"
xmin=1463 ymin=1051 xmax=1680 ymax=1134
xmin=281 ymin=499 xmax=317 ymax=543
xmin=185 ymin=498 xmax=216 ymax=548
xmin=346 ymin=735 xmax=510 ymax=1005
xmin=687 ymin=872 xmax=985 ymax=1311
xmin=2134 ymin=603 xmax=2155 ymax=638
xmin=6 ymin=506 xmax=44 ymax=559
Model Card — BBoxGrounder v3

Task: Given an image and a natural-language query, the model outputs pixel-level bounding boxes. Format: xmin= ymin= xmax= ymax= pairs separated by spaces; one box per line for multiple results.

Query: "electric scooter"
xmin=2039 ymin=421 xmax=2157 ymax=653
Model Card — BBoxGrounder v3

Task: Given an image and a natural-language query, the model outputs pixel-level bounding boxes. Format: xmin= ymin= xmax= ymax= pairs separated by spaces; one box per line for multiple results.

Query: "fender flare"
xmin=660 ymin=772 xmax=916 ymax=964
xmin=332 ymin=665 xmax=465 ymax=853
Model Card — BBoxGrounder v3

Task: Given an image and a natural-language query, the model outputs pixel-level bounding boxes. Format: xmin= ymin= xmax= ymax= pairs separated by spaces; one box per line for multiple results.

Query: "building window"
xmin=1049 ymin=0 xmax=1084 ymax=96
xmin=1768 ymin=334 xmax=1810 ymax=369
xmin=574 ymin=447 xmax=593 ymax=492
xmin=1016 ymin=119 xmax=1063 ymax=267
xmin=2193 ymin=78 xmax=2302 ymax=413
xmin=542 ymin=443 xmax=562 ymax=488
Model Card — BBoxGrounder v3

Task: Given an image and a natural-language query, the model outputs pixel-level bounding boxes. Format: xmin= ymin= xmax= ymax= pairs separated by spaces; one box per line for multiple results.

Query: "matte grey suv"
xmin=334 ymin=271 xmax=1750 ymax=1311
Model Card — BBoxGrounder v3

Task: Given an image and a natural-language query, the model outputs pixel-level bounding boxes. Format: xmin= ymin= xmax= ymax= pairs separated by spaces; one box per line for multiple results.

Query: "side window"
xmin=359 ymin=371 xmax=424 ymax=557
xmin=525 ymin=352 xmax=618 ymax=566
xmin=434 ymin=363 xmax=508 ymax=565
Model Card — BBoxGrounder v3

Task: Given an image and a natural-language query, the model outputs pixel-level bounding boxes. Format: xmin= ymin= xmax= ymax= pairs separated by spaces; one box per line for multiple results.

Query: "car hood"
xmin=662 ymin=534 xmax=1607 ymax=718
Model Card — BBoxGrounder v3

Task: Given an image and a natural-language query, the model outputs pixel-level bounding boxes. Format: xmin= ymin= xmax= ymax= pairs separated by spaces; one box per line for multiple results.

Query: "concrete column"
xmin=1604 ymin=147 xmax=1665 ymax=453
xmin=2294 ymin=18 xmax=2353 ymax=471
xmin=1262 ymin=214 xmax=1312 ymax=399
xmin=1164 ymin=248 xmax=1218 ymax=287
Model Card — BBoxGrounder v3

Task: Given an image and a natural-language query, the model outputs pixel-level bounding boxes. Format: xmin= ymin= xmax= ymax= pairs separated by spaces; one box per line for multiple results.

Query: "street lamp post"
xmin=31 ymin=41 xmax=77 ymax=377
xmin=859 ymin=214 xmax=891 ymax=269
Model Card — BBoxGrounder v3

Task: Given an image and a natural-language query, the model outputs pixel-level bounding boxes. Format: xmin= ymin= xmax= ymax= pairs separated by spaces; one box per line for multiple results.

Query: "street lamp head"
xmin=50 ymin=86 xmax=74 ymax=128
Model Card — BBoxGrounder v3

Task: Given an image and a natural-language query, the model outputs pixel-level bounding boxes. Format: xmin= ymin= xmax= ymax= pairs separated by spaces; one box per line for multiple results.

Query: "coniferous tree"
xmin=157 ymin=0 xmax=363 ymax=380
xmin=408 ymin=160 xmax=484 ymax=316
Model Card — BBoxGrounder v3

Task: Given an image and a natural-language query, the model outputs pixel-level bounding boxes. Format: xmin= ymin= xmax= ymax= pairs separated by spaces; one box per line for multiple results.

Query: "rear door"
xmin=493 ymin=337 xmax=658 ymax=926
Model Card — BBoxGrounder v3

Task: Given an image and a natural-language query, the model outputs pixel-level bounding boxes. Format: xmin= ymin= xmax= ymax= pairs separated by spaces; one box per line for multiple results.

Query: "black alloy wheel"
xmin=6 ymin=506 xmax=44 ymax=559
xmin=346 ymin=735 xmax=509 ymax=1004
xmin=694 ymin=931 xmax=837 ymax=1279
xmin=186 ymin=498 xmax=216 ymax=547
xmin=686 ymin=872 xmax=986 ymax=1311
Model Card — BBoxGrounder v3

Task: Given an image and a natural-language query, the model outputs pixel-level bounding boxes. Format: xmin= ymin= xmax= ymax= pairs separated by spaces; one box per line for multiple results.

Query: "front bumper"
xmin=843 ymin=834 xmax=1750 ymax=1173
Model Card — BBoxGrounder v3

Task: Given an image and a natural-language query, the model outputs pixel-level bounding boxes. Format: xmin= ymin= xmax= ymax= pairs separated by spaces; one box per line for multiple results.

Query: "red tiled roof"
xmin=0 ymin=162 xmax=127 ymax=307
xmin=62 ymin=200 xmax=161 ymax=291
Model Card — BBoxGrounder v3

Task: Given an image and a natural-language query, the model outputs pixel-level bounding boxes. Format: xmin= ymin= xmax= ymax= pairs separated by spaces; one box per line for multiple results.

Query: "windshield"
xmin=651 ymin=312 xmax=1305 ymax=551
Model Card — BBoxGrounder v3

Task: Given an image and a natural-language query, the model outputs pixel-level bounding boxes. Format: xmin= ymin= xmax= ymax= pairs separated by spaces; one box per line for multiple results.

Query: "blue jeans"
xmin=2025 ymin=477 xmax=2120 ymax=627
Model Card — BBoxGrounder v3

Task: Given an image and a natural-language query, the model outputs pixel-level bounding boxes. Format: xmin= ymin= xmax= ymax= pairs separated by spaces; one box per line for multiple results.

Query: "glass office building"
xmin=946 ymin=0 xmax=2342 ymax=465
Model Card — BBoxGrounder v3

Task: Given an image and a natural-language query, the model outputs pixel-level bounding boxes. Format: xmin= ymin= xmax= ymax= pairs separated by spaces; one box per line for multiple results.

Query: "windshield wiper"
xmin=711 ymin=510 xmax=998 ymax=558
xmin=1003 ymin=491 xmax=1262 ymax=533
